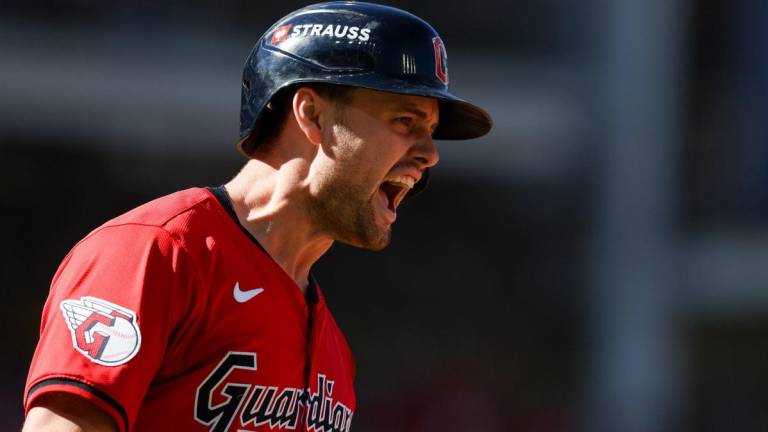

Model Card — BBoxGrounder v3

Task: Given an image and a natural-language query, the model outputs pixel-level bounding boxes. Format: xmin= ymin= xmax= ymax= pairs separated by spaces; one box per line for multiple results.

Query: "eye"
xmin=396 ymin=117 xmax=414 ymax=128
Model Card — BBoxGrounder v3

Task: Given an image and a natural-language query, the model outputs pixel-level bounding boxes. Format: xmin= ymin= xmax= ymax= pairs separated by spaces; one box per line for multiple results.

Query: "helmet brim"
xmin=433 ymin=96 xmax=493 ymax=140
xmin=329 ymin=74 xmax=493 ymax=141
xmin=237 ymin=76 xmax=493 ymax=157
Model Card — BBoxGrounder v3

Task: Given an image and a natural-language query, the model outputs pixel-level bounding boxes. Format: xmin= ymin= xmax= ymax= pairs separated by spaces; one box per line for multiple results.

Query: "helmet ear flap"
xmin=237 ymin=134 xmax=259 ymax=157
xmin=238 ymin=86 xmax=296 ymax=157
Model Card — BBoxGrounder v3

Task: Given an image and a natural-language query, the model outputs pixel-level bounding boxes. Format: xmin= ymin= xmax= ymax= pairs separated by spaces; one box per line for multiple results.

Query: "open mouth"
xmin=377 ymin=175 xmax=416 ymax=216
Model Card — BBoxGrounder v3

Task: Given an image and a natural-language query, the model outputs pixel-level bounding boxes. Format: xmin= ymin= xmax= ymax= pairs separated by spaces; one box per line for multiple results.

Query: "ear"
xmin=292 ymin=87 xmax=326 ymax=146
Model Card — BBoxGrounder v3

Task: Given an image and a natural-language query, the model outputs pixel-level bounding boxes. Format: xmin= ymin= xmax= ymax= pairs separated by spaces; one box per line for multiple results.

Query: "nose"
xmin=410 ymin=135 xmax=440 ymax=169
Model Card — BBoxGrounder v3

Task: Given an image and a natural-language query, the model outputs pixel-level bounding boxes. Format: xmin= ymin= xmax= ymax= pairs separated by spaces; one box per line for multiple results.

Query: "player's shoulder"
xmin=85 ymin=187 xmax=222 ymax=246
xmin=105 ymin=187 xmax=216 ymax=229
xmin=51 ymin=188 xmax=222 ymax=287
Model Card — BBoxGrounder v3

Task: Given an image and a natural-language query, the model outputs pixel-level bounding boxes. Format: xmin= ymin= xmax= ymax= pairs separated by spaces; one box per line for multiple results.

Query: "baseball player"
xmin=23 ymin=2 xmax=492 ymax=431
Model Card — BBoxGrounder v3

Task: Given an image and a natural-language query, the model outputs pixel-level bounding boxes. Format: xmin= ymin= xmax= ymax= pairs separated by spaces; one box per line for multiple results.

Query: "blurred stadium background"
xmin=2 ymin=0 xmax=767 ymax=430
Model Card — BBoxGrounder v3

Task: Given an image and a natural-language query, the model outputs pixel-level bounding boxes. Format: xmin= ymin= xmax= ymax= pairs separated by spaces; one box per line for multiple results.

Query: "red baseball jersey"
xmin=25 ymin=187 xmax=356 ymax=431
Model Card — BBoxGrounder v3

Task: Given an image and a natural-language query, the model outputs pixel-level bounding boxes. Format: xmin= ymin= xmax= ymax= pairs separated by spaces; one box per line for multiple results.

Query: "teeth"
xmin=385 ymin=175 xmax=416 ymax=189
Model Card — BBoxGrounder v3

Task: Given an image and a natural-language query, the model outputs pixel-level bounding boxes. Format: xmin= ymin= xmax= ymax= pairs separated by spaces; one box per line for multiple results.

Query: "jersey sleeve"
xmin=24 ymin=223 xmax=200 ymax=431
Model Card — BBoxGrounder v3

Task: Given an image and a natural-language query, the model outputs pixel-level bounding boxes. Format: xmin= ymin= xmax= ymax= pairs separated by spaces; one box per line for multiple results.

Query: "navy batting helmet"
xmin=238 ymin=1 xmax=493 ymax=196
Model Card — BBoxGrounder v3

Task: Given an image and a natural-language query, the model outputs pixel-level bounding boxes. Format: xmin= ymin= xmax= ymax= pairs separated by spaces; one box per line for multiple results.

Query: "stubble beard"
xmin=309 ymin=178 xmax=391 ymax=250
xmin=309 ymin=109 xmax=392 ymax=250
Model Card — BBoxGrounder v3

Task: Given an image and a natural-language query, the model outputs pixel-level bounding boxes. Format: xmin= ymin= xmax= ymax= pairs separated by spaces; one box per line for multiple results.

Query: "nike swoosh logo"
xmin=233 ymin=282 xmax=264 ymax=303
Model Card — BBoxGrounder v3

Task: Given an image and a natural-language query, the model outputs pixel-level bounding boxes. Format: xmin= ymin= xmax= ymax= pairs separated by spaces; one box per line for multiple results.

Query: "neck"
xmin=224 ymin=155 xmax=332 ymax=293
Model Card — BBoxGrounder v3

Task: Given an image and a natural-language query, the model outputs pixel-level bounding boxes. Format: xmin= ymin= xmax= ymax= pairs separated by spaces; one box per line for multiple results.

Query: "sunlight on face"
xmin=308 ymin=88 xmax=440 ymax=250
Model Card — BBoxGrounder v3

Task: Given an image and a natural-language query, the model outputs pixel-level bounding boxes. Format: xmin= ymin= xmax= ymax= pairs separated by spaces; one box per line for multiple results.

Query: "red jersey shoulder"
xmin=98 ymin=187 xmax=215 ymax=233
xmin=74 ymin=187 xmax=227 ymax=258
xmin=25 ymin=188 xmax=222 ymax=430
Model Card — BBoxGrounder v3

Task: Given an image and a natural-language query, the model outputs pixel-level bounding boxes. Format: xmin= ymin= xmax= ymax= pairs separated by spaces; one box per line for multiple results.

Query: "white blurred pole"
xmin=589 ymin=0 xmax=687 ymax=431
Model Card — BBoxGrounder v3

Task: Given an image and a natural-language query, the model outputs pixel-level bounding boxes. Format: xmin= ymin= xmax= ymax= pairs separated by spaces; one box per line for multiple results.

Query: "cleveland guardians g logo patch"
xmin=60 ymin=296 xmax=142 ymax=366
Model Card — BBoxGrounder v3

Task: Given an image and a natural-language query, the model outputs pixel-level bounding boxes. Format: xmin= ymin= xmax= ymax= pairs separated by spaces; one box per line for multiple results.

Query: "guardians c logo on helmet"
xmin=432 ymin=37 xmax=449 ymax=85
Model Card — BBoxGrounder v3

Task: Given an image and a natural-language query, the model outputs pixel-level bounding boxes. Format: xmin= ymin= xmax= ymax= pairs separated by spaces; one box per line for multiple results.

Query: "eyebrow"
xmin=393 ymin=104 xmax=430 ymax=119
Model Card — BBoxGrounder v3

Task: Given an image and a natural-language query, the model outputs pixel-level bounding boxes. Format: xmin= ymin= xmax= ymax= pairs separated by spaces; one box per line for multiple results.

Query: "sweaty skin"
xmin=24 ymin=87 xmax=439 ymax=430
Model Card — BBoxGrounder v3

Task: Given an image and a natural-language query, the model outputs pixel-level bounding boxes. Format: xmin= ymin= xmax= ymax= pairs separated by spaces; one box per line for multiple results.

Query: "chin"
xmin=339 ymin=226 xmax=392 ymax=251
xmin=314 ymin=190 xmax=394 ymax=250
xmin=363 ymin=237 xmax=391 ymax=251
